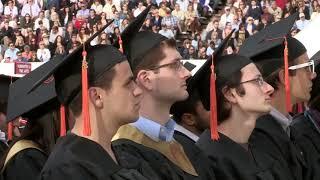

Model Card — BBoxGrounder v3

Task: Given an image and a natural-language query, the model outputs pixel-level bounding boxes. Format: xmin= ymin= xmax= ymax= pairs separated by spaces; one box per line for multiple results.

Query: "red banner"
xmin=14 ymin=62 xmax=32 ymax=75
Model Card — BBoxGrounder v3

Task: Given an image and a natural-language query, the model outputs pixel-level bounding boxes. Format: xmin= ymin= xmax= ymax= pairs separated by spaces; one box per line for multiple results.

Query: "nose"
xmin=180 ymin=65 xmax=192 ymax=80
xmin=262 ymin=82 xmax=274 ymax=96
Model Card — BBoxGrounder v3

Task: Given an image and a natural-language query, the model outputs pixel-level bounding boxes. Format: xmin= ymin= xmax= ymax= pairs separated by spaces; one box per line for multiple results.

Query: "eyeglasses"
xmin=289 ymin=60 xmax=315 ymax=73
xmin=239 ymin=76 xmax=266 ymax=87
xmin=148 ymin=60 xmax=184 ymax=71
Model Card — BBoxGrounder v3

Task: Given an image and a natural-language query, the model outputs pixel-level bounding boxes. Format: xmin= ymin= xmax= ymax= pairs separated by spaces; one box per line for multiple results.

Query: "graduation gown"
xmin=197 ymin=130 xmax=284 ymax=180
xmin=2 ymin=148 xmax=47 ymax=180
xmin=112 ymin=124 xmax=216 ymax=180
xmin=249 ymin=114 xmax=307 ymax=180
xmin=40 ymin=134 xmax=148 ymax=180
xmin=291 ymin=110 xmax=320 ymax=180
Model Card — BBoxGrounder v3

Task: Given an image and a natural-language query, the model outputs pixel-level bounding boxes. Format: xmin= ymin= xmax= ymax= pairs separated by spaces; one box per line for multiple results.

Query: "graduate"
xmin=112 ymin=5 xmax=216 ymax=180
xmin=27 ymin=21 xmax=148 ymax=180
xmin=0 ymin=70 xmax=60 ymax=180
xmin=192 ymin=30 xmax=283 ymax=180
xmin=239 ymin=13 xmax=317 ymax=180
xmin=291 ymin=57 xmax=320 ymax=180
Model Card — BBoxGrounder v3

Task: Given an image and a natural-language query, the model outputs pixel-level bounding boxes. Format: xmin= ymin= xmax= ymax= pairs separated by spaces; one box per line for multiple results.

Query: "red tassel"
xmin=210 ymin=59 xmax=219 ymax=140
xmin=283 ymin=38 xmax=292 ymax=113
xmin=82 ymin=48 xmax=91 ymax=136
xmin=297 ymin=103 xmax=304 ymax=113
xmin=8 ymin=122 xmax=13 ymax=141
xmin=60 ymin=105 xmax=66 ymax=136
xmin=118 ymin=35 xmax=123 ymax=53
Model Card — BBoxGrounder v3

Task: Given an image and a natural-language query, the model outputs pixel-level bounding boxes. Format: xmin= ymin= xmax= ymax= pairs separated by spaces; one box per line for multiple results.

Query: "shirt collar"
xmin=131 ymin=116 xmax=176 ymax=142
xmin=269 ymin=107 xmax=292 ymax=131
xmin=174 ymin=124 xmax=199 ymax=142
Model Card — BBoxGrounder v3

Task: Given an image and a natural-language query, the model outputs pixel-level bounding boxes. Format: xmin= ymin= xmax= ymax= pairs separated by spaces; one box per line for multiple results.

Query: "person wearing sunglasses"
xmin=290 ymin=57 xmax=320 ymax=180
xmin=239 ymin=14 xmax=317 ymax=180
xmin=112 ymin=6 xmax=217 ymax=180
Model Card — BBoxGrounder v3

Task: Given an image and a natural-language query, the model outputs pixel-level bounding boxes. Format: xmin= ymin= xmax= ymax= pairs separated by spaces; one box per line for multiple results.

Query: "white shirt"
xmin=21 ymin=3 xmax=41 ymax=17
xmin=176 ymin=0 xmax=189 ymax=12
xmin=295 ymin=19 xmax=310 ymax=30
xmin=91 ymin=4 xmax=103 ymax=14
xmin=37 ymin=48 xmax=51 ymax=62
xmin=0 ymin=1 xmax=3 ymax=14
xmin=174 ymin=124 xmax=199 ymax=142
xmin=34 ymin=18 xmax=50 ymax=30
xmin=4 ymin=6 xmax=18 ymax=18
xmin=159 ymin=29 xmax=175 ymax=39
xmin=219 ymin=13 xmax=235 ymax=29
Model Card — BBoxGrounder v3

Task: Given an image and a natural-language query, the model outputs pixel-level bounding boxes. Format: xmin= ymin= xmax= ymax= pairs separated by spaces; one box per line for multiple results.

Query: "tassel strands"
xmin=82 ymin=45 xmax=91 ymax=136
xmin=60 ymin=105 xmax=66 ymax=136
xmin=210 ymin=56 xmax=219 ymax=140
xmin=283 ymin=37 xmax=292 ymax=113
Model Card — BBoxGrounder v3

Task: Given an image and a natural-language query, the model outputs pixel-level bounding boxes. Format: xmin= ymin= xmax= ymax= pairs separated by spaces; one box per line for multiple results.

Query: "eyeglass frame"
xmin=147 ymin=60 xmax=184 ymax=72
xmin=288 ymin=60 xmax=315 ymax=73
xmin=239 ymin=75 xmax=266 ymax=87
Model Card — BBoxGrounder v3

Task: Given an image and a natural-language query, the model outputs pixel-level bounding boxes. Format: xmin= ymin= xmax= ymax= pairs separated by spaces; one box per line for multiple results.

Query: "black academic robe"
xmin=0 ymin=141 xmax=8 ymax=159
xmin=2 ymin=149 xmax=47 ymax=180
xmin=112 ymin=125 xmax=216 ymax=180
xmin=291 ymin=111 xmax=320 ymax=180
xmin=40 ymin=134 xmax=148 ymax=180
xmin=249 ymin=114 xmax=307 ymax=180
xmin=197 ymin=130 xmax=284 ymax=180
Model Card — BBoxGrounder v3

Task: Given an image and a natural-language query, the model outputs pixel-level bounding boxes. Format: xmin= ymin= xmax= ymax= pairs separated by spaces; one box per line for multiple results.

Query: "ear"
xmin=278 ymin=69 xmax=286 ymax=85
xmin=223 ymin=87 xmax=237 ymax=104
xmin=88 ymin=87 xmax=103 ymax=108
xmin=136 ymin=70 xmax=153 ymax=90
xmin=181 ymin=113 xmax=196 ymax=126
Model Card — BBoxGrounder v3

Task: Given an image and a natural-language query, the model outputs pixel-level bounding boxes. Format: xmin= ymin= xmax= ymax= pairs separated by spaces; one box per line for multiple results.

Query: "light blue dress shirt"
xmin=131 ymin=116 xmax=176 ymax=142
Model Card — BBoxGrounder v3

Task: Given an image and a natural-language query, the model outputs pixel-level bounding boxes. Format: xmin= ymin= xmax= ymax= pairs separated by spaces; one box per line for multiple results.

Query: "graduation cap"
xmin=28 ymin=20 xmax=126 ymax=136
xmin=239 ymin=13 xmax=303 ymax=113
xmin=119 ymin=5 xmax=168 ymax=70
xmin=181 ymin=60 xmax=206 ymax=76
xmin=187 ymin=29 xmax=250 ymax=140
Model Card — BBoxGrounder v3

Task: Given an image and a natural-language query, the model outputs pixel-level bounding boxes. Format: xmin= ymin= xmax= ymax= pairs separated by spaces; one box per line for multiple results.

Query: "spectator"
xmin=268 ymin=1 xmax=282 ymax=20
xmin=261 ymin=6 xmax=274 ymax=23
xmin=296 ymin=0 xmax=310 ymax=20
xmin=77 ymin=1 xmax=90 ymax=19
xmin=0 ymin=1 xmax=3 ymax=14
xmin=159 ymin=25 xmax=175 ymax=39
xmin=176 ymin=0 xmax=189 ymax=12
xmin=179 ymin=39 xmax=191 ymax=58
xmin=283 ymin=1 xmax=296 ymax=17
xmin=185 ymin=45 xmax=197 ymax=59
xmin=246 ymin=0 xmax=262 ymax=21
xmin=22 ymin=45 xmax=33 ymax=60
xmin=34 ymin=11 xmax=50 ymax=31
xmin=15 ymin=36 xmax=25 ymax=51
xmin=257 ymin=16 xmax=269 ymax=30
xmin=90 ymin=25 xmax=99 ymax=46
xmin=50 ymin=11 xmax=62 ymax=28
xmin=28 ymin=51 xmax=41 ymax=62
xmin=64 ymin=23 xmax=75 ymax=44
xmin=191 ymin=33 xmax=201 ymax=50
xmin=311 ymin=5 xmax=320 ymax=20
xmin=60 ymin=7 xmax=73 ymax=27
xmin=66 ymin=33 xmax=79 ymax=52
xmin=88 ymin=9 xmax=99 ymax=28
xmin=1 ymin=21 xmax=14 ymax=40
xmin=15 ymin=51 xmax=28 ymax=62
xmin=103 ymin=0 xmax=113 ymax=19
xmin=119 ymin=18 xmax=129 ymax=32
xmin=208 ymin=31 xmax=221 ymax=48
xmin=206 ymin=41 xmax=215 ymax=56
xmin=198 ymin=46 xmax=207 ymax=59
xmin=310 ymin=0 xmax=319 ymax=14
xmin=91 ymin=0 xmax=104 ymax=15
xmin=151 ymin=9 xmax=162 ymax=29
xmin=21 ymin=0 xmax=41 ymax=18
xmin=295 ymin=12 xmax=310 ymax=30
xmin=162 ymin=8 xmax=180 ymax=33
xmin=54 ymin=44 xmax=67 ymax=56
xmin=49 ymin=26 xmax=61 ymax=43
xmin=239 ymin=1 xmax=249 ymax=16
xmin=158 ymin=3 xmax=168 ymax=17
xmin=141 ymin=18 xmax=153 ymax=31
xmin=235 ymin=23 xmax=249 ymax=47
xmin=36 ymin=41 xmax=51 ymax=62
xmin=172 ymin=4 xmax=186 ymax=31
xmin=205 ymin=19 xmax=222 ymax=40
xmin=4 ymin=0 xmax=18 ymax=19
xmin=222 ymin=22 xmax=233 ymax=39
xmin=219 ymin=6 xmax=235 ymax=29
xmin=119 ymin=4 xmax=133 ymax=20
xmin=185 ymin=4 xmax=201 ymax=33
xmin=53 ymin=35 xmax=66 ymax=51
xmin=29 ymin=38 xmax=38 ymax=51
xmin=20 ymin=14 xmax=34 ymax=31
xmin=77 ymin=27 xmax=90 ymax=43
xmin=134 ymin=2 xmax=146 ymax=17
xmin=4 ymin=43 xmax=19 ymax=61
xmin=245 ymin=16 xmax=256 ymax=35
xmin=231 ymin=15 xmax=241 ymax=30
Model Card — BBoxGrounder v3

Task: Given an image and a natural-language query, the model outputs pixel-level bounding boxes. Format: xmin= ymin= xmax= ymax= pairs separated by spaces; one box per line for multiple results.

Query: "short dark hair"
xmin=68 ymin=66 xmax=116 ymax=117
xmin=171 ymin=90 xmax=201 ymax=124
xmin=133 ymin=39 xmax=177 ymax=77
xmin=217 ymin=70 xmax=245 ymax=124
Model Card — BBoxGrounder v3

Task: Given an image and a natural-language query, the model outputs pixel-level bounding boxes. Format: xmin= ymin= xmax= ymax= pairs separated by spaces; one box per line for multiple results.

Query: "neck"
xmin=271 ymin=87 xmax=295 ymax=116
xmin=139 ymin=94 xmax=172 ymax=126
xmin=218 ymin=106 xmax=258 ymax=143
xmin=71 ymin=109 xmax=119 ymax=162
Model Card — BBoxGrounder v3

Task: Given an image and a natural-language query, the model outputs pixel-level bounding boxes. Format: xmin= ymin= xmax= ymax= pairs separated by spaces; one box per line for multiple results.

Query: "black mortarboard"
xmin=120 ymin=5 xmax=168 ymax=70
xmin=28 ymin=20 xmax=126 ymax=136
xmin=239 ymin=13 xmax=303 ymax=113
xmin=187 ymin=29 xmax=252 ymax=140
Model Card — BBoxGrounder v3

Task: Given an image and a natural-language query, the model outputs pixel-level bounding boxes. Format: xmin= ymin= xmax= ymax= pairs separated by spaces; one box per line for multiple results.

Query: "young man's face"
xmin=234 ymin=63 xmax=274 ymax=114
xmin=143 ymin=46 xmax=191 ymax=103
xmin=290 ymin=53 xmax=317 ymax=103
xmin=100 ymin=61 xmax=142 ymax=125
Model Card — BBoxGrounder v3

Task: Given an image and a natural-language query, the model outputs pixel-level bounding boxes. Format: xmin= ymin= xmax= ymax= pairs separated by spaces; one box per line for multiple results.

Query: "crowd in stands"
xmin=0 ymin=0 xmax=319 ymax=62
